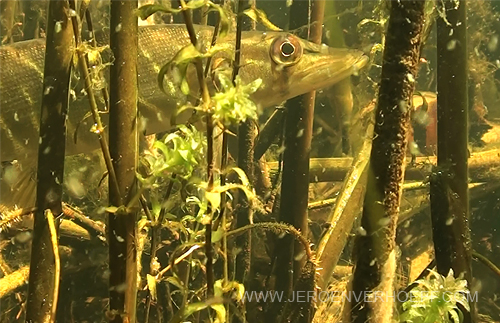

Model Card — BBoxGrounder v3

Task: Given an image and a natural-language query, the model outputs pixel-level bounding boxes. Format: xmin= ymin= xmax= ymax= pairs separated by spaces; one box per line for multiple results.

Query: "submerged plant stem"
xmin=108 ymin=1 xmax=139 ymax=322
xmin=46 ymin=209 xmax=60 ymax=322
xmin=177 ymin=0 xmax=214 ymax=297
xmin=346 ymin=1 xmax=426 ymax=322
xmin=274 ymin=0 xmax=324 ymax=303
xmin=68 ymin=0 xmax=123 ymax=207
xmin=233 ymin=0 xmax=253 ymax=288
xmin=26 ymin=1 xmax=73 ymax=321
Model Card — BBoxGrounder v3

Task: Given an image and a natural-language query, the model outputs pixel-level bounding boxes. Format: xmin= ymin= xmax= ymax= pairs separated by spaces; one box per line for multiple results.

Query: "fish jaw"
xmin=236 ymin=31 xmax=368 ymax=109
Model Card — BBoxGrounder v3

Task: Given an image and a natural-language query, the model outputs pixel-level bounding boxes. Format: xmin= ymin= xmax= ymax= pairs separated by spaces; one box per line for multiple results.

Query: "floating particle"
xmin=398 ymin=100 xmax=407 ymax=113
xmin=65 ymin=176 xmax=86 ymax=199
xmin=356 ymin=226 xmax=367 ymax=236
xmin=44 ymin=85 xmax=54 ymax=95
xmin=409 ymin=141 xmax=421 ymax=156
xmin=402 ymin=234 xmax=413 ymax=244
xmin=488 ymin=35 xmax=498 ymax=52
xmin=55 ymin=21 xmax=62 ymax=33
xmin=447 ymin=39 xmax=457 ymax=51
xmin=294 ymin=250 xmax=306 ymax=261
xmin=446 ymin=217 xmax=454 ymax=226
xmin=378 ymin=217 xmax=391 ymax=227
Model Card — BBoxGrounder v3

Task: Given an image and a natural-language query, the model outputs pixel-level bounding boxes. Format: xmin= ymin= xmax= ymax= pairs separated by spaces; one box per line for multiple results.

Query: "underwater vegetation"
xmin=0 ymin=0 xmax=500 ymax=323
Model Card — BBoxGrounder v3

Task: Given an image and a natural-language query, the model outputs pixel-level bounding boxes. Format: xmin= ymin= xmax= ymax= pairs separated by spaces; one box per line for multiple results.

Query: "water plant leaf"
xmin=146 ymin=274 xmax=157 ymax=301
xmin=158 ymin=43 xmax=231 ymax=96
xmin=105 ymin=205 xmax=129 ymax=216
xmin=165 ymin=275 xmax=186 ymax=292
xmin=400 ymin=268 xmax=470 ymax=323
xmin=211 ymin=74 xmax=261 ymax=126
xmin=207 ymin=3 xmax=231 ymax=38
xmin=140 ymin=125 xmax=206 ymax=181
xmin=158 ymin=44 xmax=199 ymax=96
xmin=214 ymin=279 xmax=245 ymax=302
xmin=205 ymin=190 xmax=221 ymax=211
xmin=211 ymin=304 xmax=226 ymax=323
xmin=211 ymin=226 xmax=225 ymax=243
xmin=243 ymin=8 xmax=281 ymax=31
xmin=137 ymin=0 xmax=208 ymax=20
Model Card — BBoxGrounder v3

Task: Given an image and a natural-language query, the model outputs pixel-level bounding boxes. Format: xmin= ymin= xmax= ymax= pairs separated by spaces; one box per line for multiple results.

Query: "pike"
xmin=0 ymin=24 xmax=368 ymax=163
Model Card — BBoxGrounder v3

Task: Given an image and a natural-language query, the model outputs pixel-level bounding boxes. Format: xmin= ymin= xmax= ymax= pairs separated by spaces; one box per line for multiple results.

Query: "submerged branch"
xmin=346 ymin=1 xmax=426 ymax=322
xmin=107 ymin=1 xmax=139 ymax=322
xmin=268 ymin=149 xmax=500 ymax=183
xmin=315 ymin=122 xmax=373 ymax=291
xmin=26 ymin=1 xmax=73 ymax=321
xmin=234 ymin=0 xmax=253 ymax=288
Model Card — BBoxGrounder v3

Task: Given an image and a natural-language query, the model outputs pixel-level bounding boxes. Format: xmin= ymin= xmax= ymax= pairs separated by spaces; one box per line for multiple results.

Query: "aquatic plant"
xmin=400 ymin=269 xmax=471 ymax=323
xmin=211 ymin=74 xmax=261 ymax=127
xmin=139 ymin=124 xmax=207 ymax=182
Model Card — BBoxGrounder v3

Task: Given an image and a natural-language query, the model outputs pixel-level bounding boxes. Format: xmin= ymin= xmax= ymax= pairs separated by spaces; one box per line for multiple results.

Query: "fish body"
xmin=0 ymin=24 xmax=367 ymax=162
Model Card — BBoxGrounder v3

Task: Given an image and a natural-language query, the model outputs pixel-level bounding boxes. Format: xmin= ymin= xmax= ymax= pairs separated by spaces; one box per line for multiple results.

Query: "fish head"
xmin=235 ymin=31 xmax=369 ymax=109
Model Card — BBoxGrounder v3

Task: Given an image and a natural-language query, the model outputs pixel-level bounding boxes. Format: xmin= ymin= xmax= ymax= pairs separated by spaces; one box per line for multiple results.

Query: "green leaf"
xmin=105 ymin=205 xmax=128 ymax=215
xmin=205 ymin=190 xmax=221 ymax=211
xmin=158 ymin=44 xmax=199 ymax=96
xmin=211 ymin=75 xmax=261 ymax=126
xmin=208 ymin=3 xmax=231 ymax=38
xmin=183 ymin=302 xmax=209 ymax=318
xmin=210 ymin=304 xmax=226 ymax=323
xmin=211 ymin=225 xmax=225 ymax=243
xmin=137 ymin=0 xmax=209 ymax=20
xmin=136 ymin=4 xmax=179 ymax=20
xmin=242 ymin=8 xmax=282 ymax=31
xmin=186 ymin=0 xmax=209 ymax=10
xmin=227 ymin=167 xmax=250 ymax=188
xmin=158 ymin=43 xmax=232 ymax=97
xmin=146 ymin=274 xmax=157 ymax=301
xmin=165 ymin=275 xmax=186 ymax=291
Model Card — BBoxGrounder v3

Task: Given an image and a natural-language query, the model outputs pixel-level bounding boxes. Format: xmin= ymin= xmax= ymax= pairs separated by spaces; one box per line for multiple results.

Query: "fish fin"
xmin=1 ymin=159 xmax=37 ymax=211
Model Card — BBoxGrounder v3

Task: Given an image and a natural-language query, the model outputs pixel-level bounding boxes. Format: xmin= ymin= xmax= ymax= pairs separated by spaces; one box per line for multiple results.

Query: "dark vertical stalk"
xmin=25 ymin=1 xmax=73 ymax=321
xmin=145 ymin=178 xmax=175 ymax=323
xmin=233 ymin=0 xmax=253 ymax=287
xmin=432 ymin=1 xmax=475 ymax=321
xmin=274 ymin=0 xmax=324 ymax=297
xmin=108 ymin=1 xmax=139 ymax=322
xmin=0 ymin=0 xmax=16 ymax=44
xmin=177 ymin=0 xmax=214 ymax=297
xmin=22 ymin=0 xmax=40 ymax=40
xmin=324 ymin=0 xmax=355 ymax=155
xmin=346 ymin=1 xmax=426 ymax=323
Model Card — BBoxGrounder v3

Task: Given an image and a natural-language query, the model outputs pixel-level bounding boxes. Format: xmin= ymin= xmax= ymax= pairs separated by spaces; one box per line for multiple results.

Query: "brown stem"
xmin=233 ymin=0 xmax=253 ymax=289
xmin=431 ymin=1 xmax=475 ymax=321
xmin=177 ymin=0 xmax=214 ymax=298
xmin=274 ymin=0 xmax=324 ymax=301
xmin=68 ymin=0 xmax=123 ymax=207
xmin=107 ymin=1 xmax=139 ymax=322
xmin=347 ymin=1 xmax=426 ymax=322
xmin=25 ymin=1 xmax=73 ymax=321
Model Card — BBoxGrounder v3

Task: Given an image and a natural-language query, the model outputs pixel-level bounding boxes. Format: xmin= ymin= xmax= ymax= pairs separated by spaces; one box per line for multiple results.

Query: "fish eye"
xmin=281 ymin=42 xmax=295 ymax=56
xmin=270 ymin=34 xmax=303 ymax=66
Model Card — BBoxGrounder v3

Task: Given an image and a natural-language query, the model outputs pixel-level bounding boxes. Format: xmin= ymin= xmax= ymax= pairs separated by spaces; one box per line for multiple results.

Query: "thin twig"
xmin=68 ymin=0 xmax=123 ymax=206
xmin=155 ymin=244 xmax=203 ymax=280
xmin=225 ymin=222 xmax=313 ymax=261
xmin=45 ymin=209 xmax=60 ymax=323
xmin=473 ymin=251 xmax=500 ymax=278
xmin=178 ymin=0 xmax=214 ymax=297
